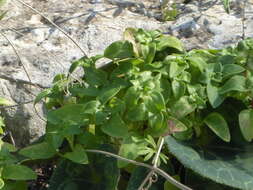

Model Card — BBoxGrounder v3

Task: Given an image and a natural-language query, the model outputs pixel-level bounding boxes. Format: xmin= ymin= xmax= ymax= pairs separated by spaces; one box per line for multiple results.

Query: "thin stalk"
xmin=86 ymin=149 xmax=192 ymax=190
xmin=13 ymin=0 xmax=88 ymax=57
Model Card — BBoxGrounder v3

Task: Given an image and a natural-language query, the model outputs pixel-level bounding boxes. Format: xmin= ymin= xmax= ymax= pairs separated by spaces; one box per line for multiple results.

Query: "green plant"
xmin=0 ymin=98 xmax=37 ymax=189
xmin=1 ymin=28 xmax=253 ymax=189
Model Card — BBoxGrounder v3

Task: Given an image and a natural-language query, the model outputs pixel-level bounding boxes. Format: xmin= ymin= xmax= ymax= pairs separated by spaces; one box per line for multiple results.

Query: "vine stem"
xmin=13 ymin=0 xmax=88 ymax=57
xmin=138 ymin=137 xmax=164 ymax=190
xmin=85 ymin=148 xmax=192 ymax=190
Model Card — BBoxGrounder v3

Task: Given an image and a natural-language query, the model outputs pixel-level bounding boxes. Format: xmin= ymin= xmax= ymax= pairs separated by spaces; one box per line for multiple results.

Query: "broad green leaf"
xmin=97 ymin=85 xmax=121 ymax=104
xmin=83 ymin=67 xmax=107 ymax=86
xmin=34 ymin=89 xmax=51 ymax=105
xmin=124 ymin=86 xmax=140 ymax=107
xmin=145 ymin=43 xmax=156 ymax=64
xmin=127 ymin=103 xmax=147 ymax=121
xmin=49 ymin=144 xmax=119 ymax=190
xmin=219 ymin=75 xmax=246 ymax=94
xmin=70 ymin=86 xmax=99 ymax=97
xmin=204 ymin=112 xmax=230 ymax=142
xmin=19 ymin=142 xmax=56 ymax=159
xmin=239 ymin=109 xmax=253 ymax=142
xmin=222 ymin=64 xmax=245 ymax=78
xmin=172 ymin=80 xmax=186 ymax=100
xmin=156 ymin=36 xmax=184 ymax=52
xmin=101 ymin=114 xmax=128 ymax=138
xmin=207 ymin=83 xmax=225 ymax=108
xmin=147 ymin=113 xmax=168 ymax=137
xmin=118 ymin=135 xmax=146 ymax=168
xmin=145 ymin=91 xmax=166 ymax=113
xmin=0 ymin=97 xmax=13 ymax=106
xmin=165 ymin=136 xmax=253 ymax=190
xmin=2 ymin=181 xmax=27 ymax=190
xmin=2 ymin=165 xmax=36 ymax=180
xmin=170 ymin=96 xmax=196 ymax=118
xmin=104 ymin=41 xmax=134 ymax=59
xmin=47 ymin=104 xmax=89 ymax=125
xmin=63 ymin=144 xmax=88 ymax=164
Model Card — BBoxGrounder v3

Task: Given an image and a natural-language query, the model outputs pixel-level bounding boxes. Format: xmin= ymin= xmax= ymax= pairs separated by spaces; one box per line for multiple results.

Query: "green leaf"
xmin=34 ymin=89 xmax=51 ymax=105
xmin=239 ymin=109 xmax=253 ymax=142
xmin=0 ymin=178 xmax=4 ymax=189
xmin=147 ymin=113 xmax=168 ymax=137
xmin=142 ymin=43 xmax=156 ymax=64
xmin=219 ymin=75 xmax=246 ymax=94
xmin=63 ymin=144 xmax=88 ymax=164
xmin=118 ymin=135 xmax=146 ymax=168
xmin=156 ymin=36 xmax=184 ymax=52
xmin=207 ymin=83 xmax=225 ymax=108
xmin=222 ymin=0 xmax=230 ymax=13
xmin=165 ymin=136 xmax=253 ymax=190
xmin=101 ymin=114 xmax=128 ymax=138
xmin=104 ymin=41 xmax=135 ymax=59
xmin=83 ymin=67 xmax=107 ymax=86
xmin=49 ymin=144 xmax=119 ymax=190
xmin=47 ymin=104 xmax=89 ymax=125
xmin=204 ymin=112 xmax=230 ymax=142
xmin=222 ymin=64 xmax=245 ymax=78
xmin=0 ymin=97 xmax=13 ymax=106
xmin=69 ymin=56 xmax=87 ymax=74
xmin=19 ymin=142 xmax=56 ymax=159
xmin=168 ymin=117 xmax=188 ymax=134
xmin=127 ymin=103 xmax=147 ymax=121
xmin=97 ymin=85 xmax=121 ymax=104
xmin=2 ymin=165 xmax=36 ymax=180
xmin=145 ymin=91 xmax=166 ymax=113
xmin=2 ymin=181 xmax=27 ymax=190
xmin=172 ymin=80 xmax=186 ymax=100
xmin=170 ymin=96 xmax=196 ymax=118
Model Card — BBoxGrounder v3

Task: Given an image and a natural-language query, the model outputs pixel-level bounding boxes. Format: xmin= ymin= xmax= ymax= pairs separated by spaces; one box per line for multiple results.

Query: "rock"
xmin=0 ymin=0 xmax=252 ymax=146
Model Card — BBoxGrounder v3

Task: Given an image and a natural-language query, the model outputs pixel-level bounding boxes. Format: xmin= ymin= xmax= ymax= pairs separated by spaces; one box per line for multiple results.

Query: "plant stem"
xmin=86 ymin=148 xmax=192 ymax=190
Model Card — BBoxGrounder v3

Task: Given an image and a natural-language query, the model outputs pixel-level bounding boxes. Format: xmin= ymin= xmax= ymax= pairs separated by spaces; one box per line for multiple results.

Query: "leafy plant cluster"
xmin=1 ymin=28 xmax=253 ymax=189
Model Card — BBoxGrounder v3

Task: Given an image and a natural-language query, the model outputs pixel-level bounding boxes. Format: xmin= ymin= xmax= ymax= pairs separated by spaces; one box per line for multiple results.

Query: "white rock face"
xmin=0 ymin=0 xmax=252 ymax=146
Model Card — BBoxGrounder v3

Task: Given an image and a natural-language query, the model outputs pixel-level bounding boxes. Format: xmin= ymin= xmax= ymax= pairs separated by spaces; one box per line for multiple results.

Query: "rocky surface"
xmin=0 ymin=0 xmax=252 ymax=146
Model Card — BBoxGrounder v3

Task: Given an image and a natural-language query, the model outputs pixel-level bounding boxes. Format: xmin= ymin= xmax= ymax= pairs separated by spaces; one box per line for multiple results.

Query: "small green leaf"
xmin=207 ymin=83 xmax=225 ymax=108
xmin=219 ymin=75 xmax=246 ymax=94
xmin=83 ymin=67 xmax=107 ymax=86
xmin=145 ymin=91 xmax=166 ymax=113
xmin=222 ymin=64 xmax=245 ymax=78
xmin=104 ymin=41 xmax=135 ymax=59
xmin=34 ymin=89 xmax=51 ymax=105
xmin=172 ymin=80 xmax=186 ymax=100
xmin=222 ymin=0 xmax=230 ymax=13
xmin=118 ymin=135 xmax=146 ymax=168
xmin=170 ymin=96 xmax=196 ymax=118
xmin=63 ymin=144 xmax=88 ymax=164
xmin=147 ymin=113 xmax=168 ymax=137
xmin=101 ymin=114 xmax=128 ymax=138
xmin=19 ymin=142 xmax=56 ymax=159
xmin=156 ymin=36 xmax=184 ymax=52
xmin=2 ymin=165 xmax=37 ymax=180
xmin=127 ymin=103 xmax=147 ymax=121
xmin=204 ymin=112 xmax=230 ymax=142
xmin=69 ymin=56 xmax=87 ymax=74
xmin=97 ymin=85 xmax=121 ymax=104
xmin=239 ymin=109 xmax=253 ymax=142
